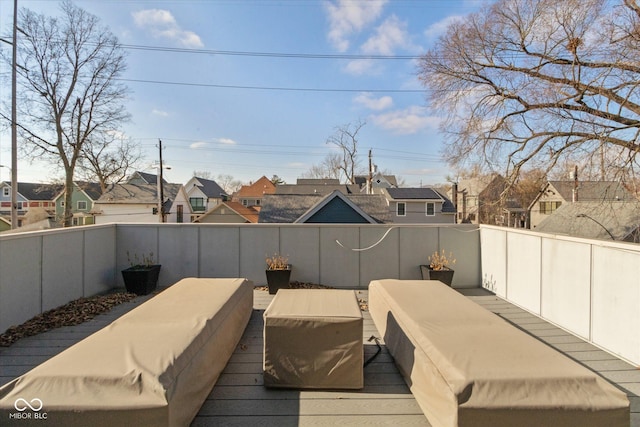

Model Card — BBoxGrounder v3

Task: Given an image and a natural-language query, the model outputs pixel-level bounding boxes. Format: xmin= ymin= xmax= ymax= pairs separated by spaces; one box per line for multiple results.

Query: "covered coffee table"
xmin=263 ymin=289 xmax=363 ymax=389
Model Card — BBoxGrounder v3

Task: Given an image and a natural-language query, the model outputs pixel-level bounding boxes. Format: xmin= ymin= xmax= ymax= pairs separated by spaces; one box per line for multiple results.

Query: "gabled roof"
xmin=195 ymin=201 xmax=259 ymax=223
xmin=75 ymin=182 xmax=103 ymax=201
xmin=53 ymin=181 xmax=102 ymax=201
xmin=127 ymin=171 xmax=167 ymax=185
xmin=191 ymin=177 xmax=227 ymax=198
xmin=535 ymin=201 xmax=640 ymax=242
xmin=295 ymin=190 xmax=378 ymax=224
xmin=259 ymin=192 xmax=390 ymax=223
xmin=235 ymin=176 xmax=276 ymax=198
xmin=433 ymin=189 xmax=457 ymax=214
xmin=2 ymin=182 xmax=63 ymax=201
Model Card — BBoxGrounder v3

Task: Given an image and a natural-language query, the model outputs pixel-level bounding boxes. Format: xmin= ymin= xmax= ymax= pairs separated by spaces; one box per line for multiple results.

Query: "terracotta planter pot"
xmin=122 ymin=265 xmax=161 ymax=295
xmin=265 ymin=266 xmax=291 ymax=295
xmin=419 ymin=265 xmax=454 ymax=286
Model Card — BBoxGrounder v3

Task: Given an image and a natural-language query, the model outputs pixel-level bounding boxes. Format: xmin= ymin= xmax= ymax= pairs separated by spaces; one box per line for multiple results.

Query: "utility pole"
xmin=367 ymin=149 xmax=373 ymax=194
xmin=157 ymin=140 xmax=165 ymax=223
xmin=10 ymin=0 xmax=18 ymax=229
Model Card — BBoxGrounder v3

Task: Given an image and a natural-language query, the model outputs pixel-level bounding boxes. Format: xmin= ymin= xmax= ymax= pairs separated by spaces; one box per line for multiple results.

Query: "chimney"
xmin=452 ymin=182 xmax=458 ymax=223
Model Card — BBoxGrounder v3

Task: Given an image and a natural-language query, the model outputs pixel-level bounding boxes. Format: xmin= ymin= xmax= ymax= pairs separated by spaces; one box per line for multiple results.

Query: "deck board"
xmin=1 ymin=287 xmax=638 ymax=426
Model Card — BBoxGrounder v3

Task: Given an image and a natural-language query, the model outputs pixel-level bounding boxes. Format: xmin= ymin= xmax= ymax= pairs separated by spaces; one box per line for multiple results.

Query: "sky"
xmin=0 ymin=0 xmax=488 ymax=188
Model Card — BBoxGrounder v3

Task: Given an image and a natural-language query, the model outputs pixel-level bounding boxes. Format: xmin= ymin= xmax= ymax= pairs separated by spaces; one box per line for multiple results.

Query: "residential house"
xmin=452 ymin=175 xmax=494 ymax=224
xmin=53 ymin=181 xmax=103 ymax=226
xmin=163 ymin=185 xmax=191 ymax=223
xmin=476 ymin=175 xmax=528 ymax=228
xmin=259 ymin=190 xmax=390 ymax=223
xmin=529 ymin=181 xmax=635 ymax=229
xmin=275 ymin=178 xmax=360 ymax=196
xmin=194 ymin=201 xmax=259 ymax=224
xmin=92 ymin=182 xmax=181 ymax=224
xmin=183 ymin=176 xmax=227 ymax=220
xmin=383 ymin=187 xmax=456 ymax=224
xmin=535 ymin=201 xmax=640 ymax=242
xmin=233 ymin=176 xmax=276 ymax=208
xmin=0 ymin=181 xmax=61 ymax=228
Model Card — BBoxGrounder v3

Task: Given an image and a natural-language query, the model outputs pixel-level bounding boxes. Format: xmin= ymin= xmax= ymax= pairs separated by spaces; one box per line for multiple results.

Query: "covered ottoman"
xmin=263 ymin=289 xmax=363 ymax=389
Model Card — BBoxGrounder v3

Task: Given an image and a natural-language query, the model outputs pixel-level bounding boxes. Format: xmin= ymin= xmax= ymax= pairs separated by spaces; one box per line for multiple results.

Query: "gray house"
xmin=383 ymin=188 xmax=456 ymax=224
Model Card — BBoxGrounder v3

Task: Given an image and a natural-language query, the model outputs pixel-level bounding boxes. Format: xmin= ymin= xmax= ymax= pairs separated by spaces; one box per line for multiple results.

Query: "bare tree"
xmin=326 ymin=120 xmax=366 ymax=184
xmin=216 ymin=174 xmax=243 ymax=194
xmin=76 ymin=134 xmax=143 ymax=193
xmin=15 ymin=1 xmax=130 ymax=226
xmin=302 ymin=152 xmax=342 ymax=180
xmin=419 ymin=0 xmax=640 ymax=187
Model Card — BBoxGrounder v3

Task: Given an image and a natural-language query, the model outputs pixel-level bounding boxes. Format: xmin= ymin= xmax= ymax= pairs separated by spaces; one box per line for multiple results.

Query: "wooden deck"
xmin=1 ymin=288 xmax=638 ymax=426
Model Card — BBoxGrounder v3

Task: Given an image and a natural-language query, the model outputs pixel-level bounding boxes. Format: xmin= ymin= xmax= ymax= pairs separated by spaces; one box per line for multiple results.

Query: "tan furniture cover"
xmin=0 ymin=278 xmax=254 ymax=427
xmin=368 ymin=279 xmax=630 ymax=427
xmin=263 ymin=289 xmax=363 ymax=389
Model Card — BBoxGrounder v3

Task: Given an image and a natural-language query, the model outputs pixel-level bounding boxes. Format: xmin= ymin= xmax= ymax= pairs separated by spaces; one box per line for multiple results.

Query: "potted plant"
xmin=420 ymin=249 xmax=456 ymax=286
xmin=265 ymin=253 xmax=291 ymax=295
xmin=121 ymin=251 xmax=161 ymax=295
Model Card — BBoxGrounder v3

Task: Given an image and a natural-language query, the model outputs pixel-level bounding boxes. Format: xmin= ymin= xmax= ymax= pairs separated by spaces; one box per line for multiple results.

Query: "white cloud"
xmin=190 ymin=141 xmax=209 ymax=149
xmin=361 ymin=15 xmax=410 ymax=55
xmin=344 ymin=59 xmax=378 ymax=75
xmin=132 ymin=9 xmax=204 ymax=48
xmin=324 ymin=0 xmax=388 ymax=52
xmin=216 ymin=138 xmax=237 ymax=145
xmin=371 ymin=106 xmax=441 ymax=134
xmin=424 ymin=15 xmax=464 ymax=41
xmin=354 ymin=92 xmax=393 ymax=111
xmin=152 ymin=109 xmax=169 ymax=117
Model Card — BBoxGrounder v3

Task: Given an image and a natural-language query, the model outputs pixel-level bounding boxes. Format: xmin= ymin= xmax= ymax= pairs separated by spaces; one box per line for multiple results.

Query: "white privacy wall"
xmin=481 ymin=225 xmax=640 ymax=365
xmin=114 ymin=223 xmax=482 ymax=290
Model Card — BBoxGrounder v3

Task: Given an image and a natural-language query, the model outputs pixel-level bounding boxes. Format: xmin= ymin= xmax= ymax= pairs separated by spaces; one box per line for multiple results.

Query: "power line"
xmin=116 ymin=78 xmax=424 ymax=93
xmin=119 ymin=43 xmax=422 ymax=60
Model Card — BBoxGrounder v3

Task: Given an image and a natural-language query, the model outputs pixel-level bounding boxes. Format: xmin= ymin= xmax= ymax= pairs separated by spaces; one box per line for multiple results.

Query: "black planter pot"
xmin=122 ymin=264 xmax=161 ymax=295
xmin=265 ymin=267 xmax=292 ymax=295
xmin=419 ymin=265 xmax=454 ymax=286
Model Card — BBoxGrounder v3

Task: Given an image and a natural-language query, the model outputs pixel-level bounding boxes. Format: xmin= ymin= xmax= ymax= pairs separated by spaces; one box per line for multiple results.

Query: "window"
xmin=242 ymin=199 xmax=248 ymax=206
xmin=2 ymin=188 xmax=8 ymax=197
xmin=189 ymin=197 xmax=205 ymax=212
xmin=539 ymin=201 xmax=561 ymax=214
xmin=396 ymin=202 xmax=406 ymax=216
xmin=177 ymin=205 xmax=183 ymax=223
xmin=77 ymin=201 xmax=87 ymax=210
xmin=426 ymin=202 xmax=435 ymax=216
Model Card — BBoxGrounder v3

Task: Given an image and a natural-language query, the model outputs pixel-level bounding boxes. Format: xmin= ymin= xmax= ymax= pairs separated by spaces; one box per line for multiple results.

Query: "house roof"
xmin=75 ymin=182 xmax=103 ymax=201
xmin=53 ymin=181 xmax=103 ymax=201
xmin=191 ymin=177 xmax=227 ymax=198
xmin=95 ymin=183 xmax=181 ymax=204
xmin=235 ymin=176 xmax=276 ymax=198
xmin=385 ymin=187 xmax=443 ymax=200
xmin=547 ymin=181 xmax=635 ymax=202
xmin=535 ymin=201 xmax=640 ymax=241
xmin=195 ymin=201 xmax=259 ymax=223
xmin=259 ymin=192 xmax=390 ymax=223
xmin=2 ymin=182 xmax=63 ymax=201
xmin=127 ymin=171 xmax=167 ymax=185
